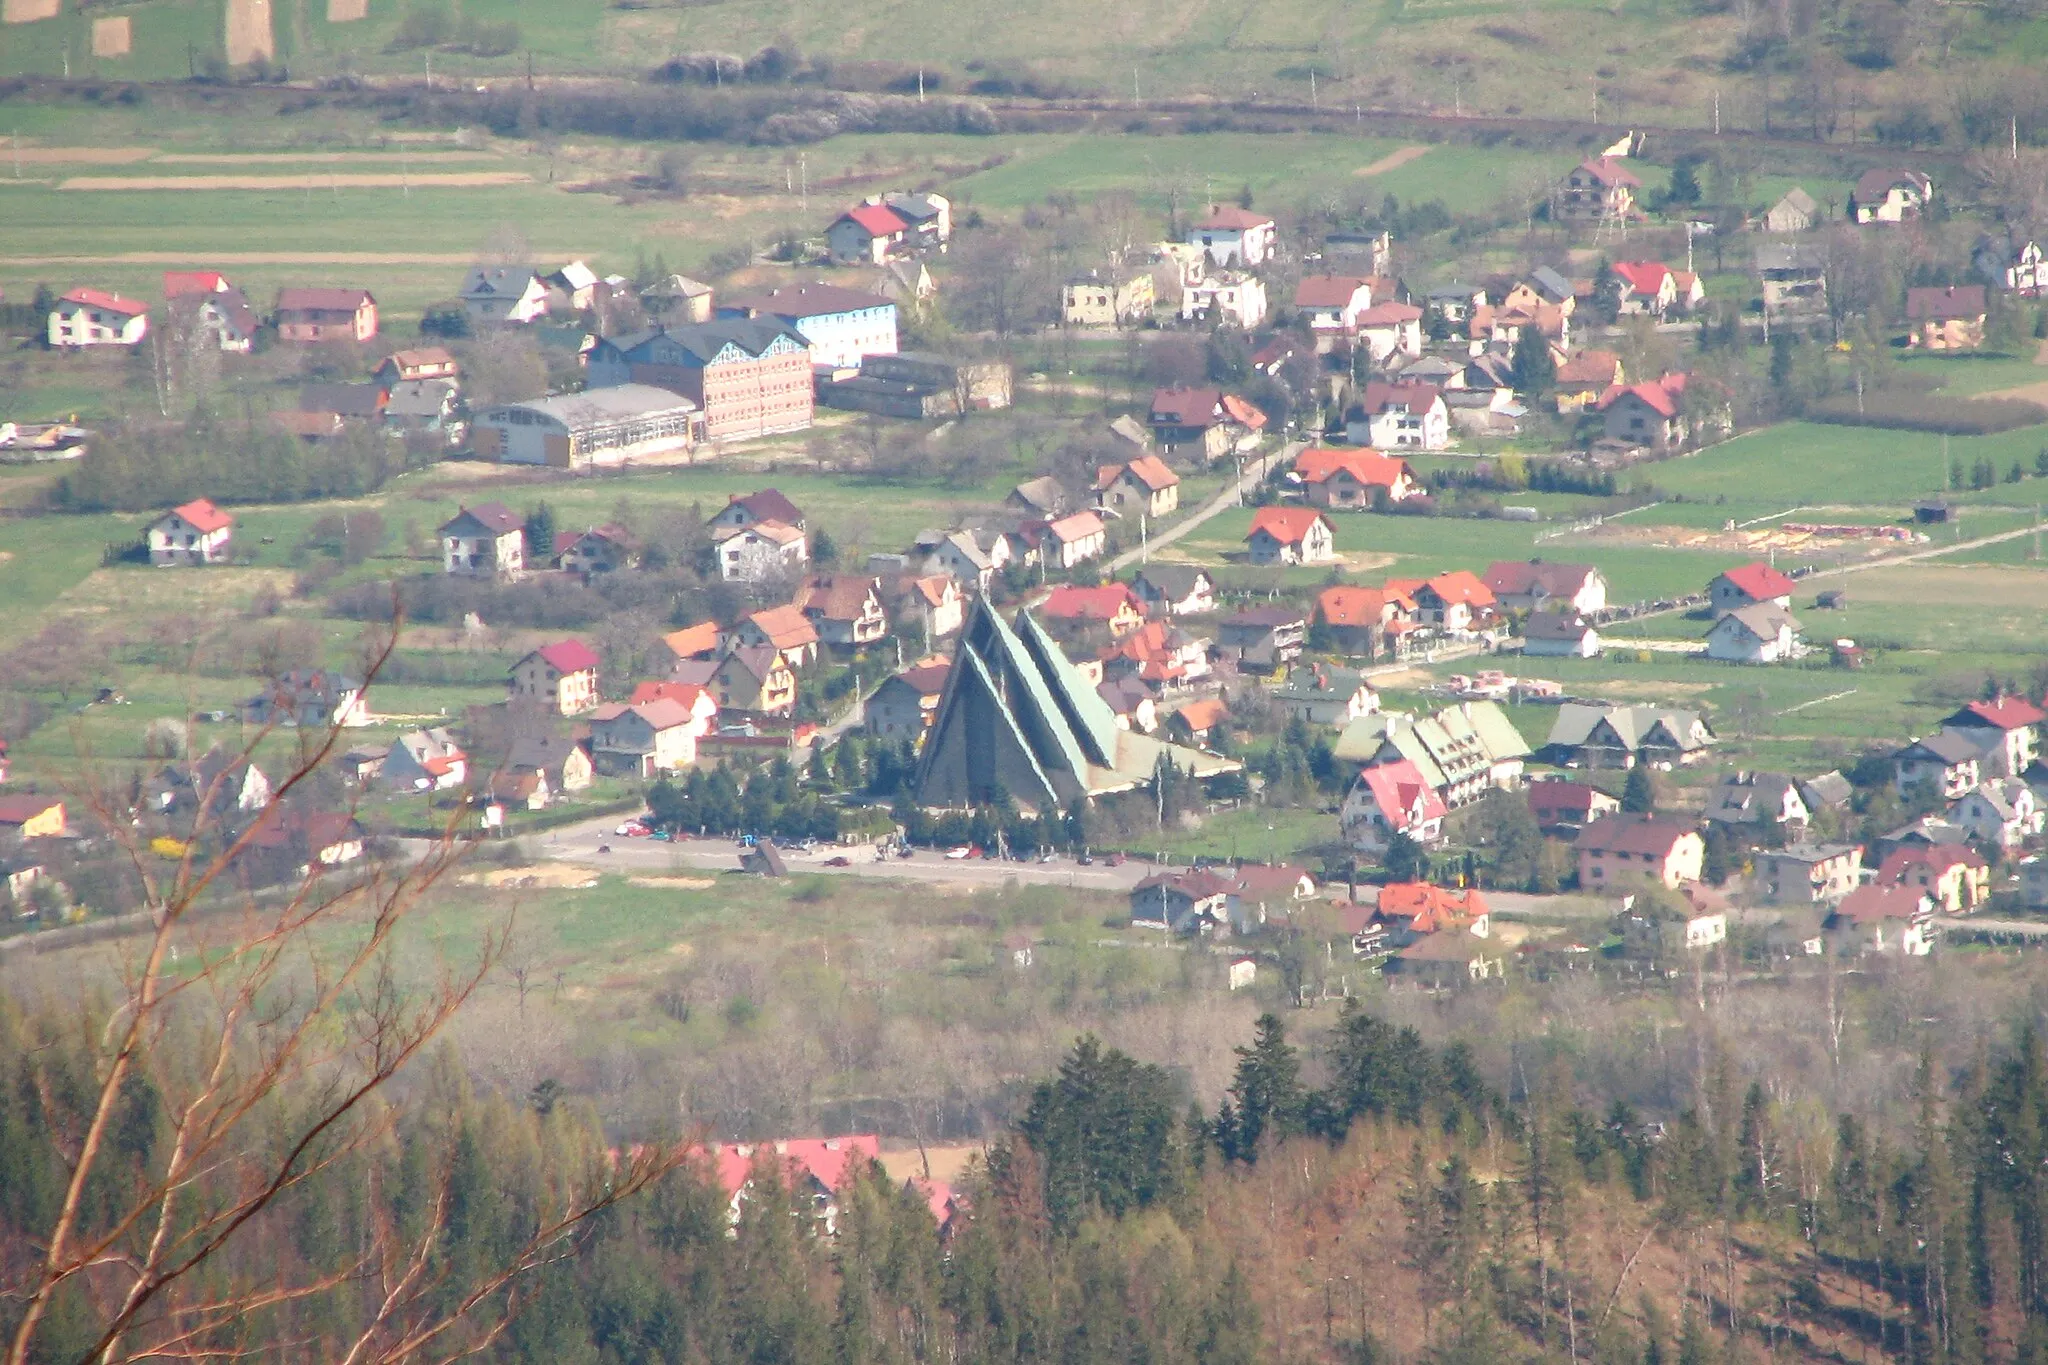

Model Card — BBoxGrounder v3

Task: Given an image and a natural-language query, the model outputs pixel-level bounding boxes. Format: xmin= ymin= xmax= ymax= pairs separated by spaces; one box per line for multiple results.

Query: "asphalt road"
xmin=534 ymin=812 xmax=1163 ymax=893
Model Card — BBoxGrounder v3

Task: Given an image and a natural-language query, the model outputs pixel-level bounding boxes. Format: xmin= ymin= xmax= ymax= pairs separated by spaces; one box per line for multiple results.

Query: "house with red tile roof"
xmin=1828 ymin=884 xmax=1935 ymax=955
xmin=1526 ymin=778 xmax=1620 ymax=834
xmin=1314 ymin=585 xmax=1400 ymax=658
xmin=1356 ymin=301 xmax=1425 ymax=362
xmin=726 ymin=604 xmax=822 ymax=667
xmin=829 ymin=202 xmax=912 ymax=264
xmin=1167 ymin=697 xmax=1229 ymax=746
xmin=1611 ymin=261 xmax=1678 ymax=317
xmin=1484 ymin=559 xmax=1607 ymax=614
xmin=1557 ymin=157 xmax=1642 ymax=223
xmin=1877 ymin=843 xmax=1989 ymax=915
xmin=149 ymin=498 xmax=234 ymax=566
xmin=1293 ymin=447 xmax=1420 ymax=508
xmin=1596 ymin=373 xmax=1691 ymax=450
xmin=1408 ymin=571 xmax=1497 ymax=632
xmin=48 ymin=287 xmax=148 ymax=348
xmin=590 ymin=697 xmax=700 ymax=775
xmin=1042 ymin=510 xmax=1108 ymax=569
xmin=1188 ymin=204 xmax=1277 ymax=267
xmin=1244 ymin=507 xmax=1336 ymax=566
xmin=510 ymin=640 xmax=601 ymax=716
xmin=699 ymin=1135 xmax=883 ymax=1236
xmin=1709 ymin=561 xmax=1797 ymax=616
xmin=1340 ymin=760 xmax=1448 ymax=854
xmin=1941 ymin=696 xmax=2045 ymax=776
xmin=1293 ymin=275 xmax=1375 ymax=349
xmin=793 ymin=574 xmax=888 ymax=649
xmin=0 ymin=795 xmax=66 ymax=839
xmin=1554 ymin=349 xmax=1624 ymax=412
xmin=1040 ymin=582 xmax=1146 ymax=637
xmin=1576 ymin=813 xmax=1705 ymax=889
xmin=1148 ymin=386 xmax=1267 ymax=462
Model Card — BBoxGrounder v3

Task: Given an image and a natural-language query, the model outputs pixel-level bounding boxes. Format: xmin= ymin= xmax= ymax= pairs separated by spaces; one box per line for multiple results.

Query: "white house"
xmin=1181 ymin=273 xmax=1268 ymax=330
xmin=1244 ymin=507 xmax=1337 ymax=567
xmin=382 ymin=727 xmax=467 ymax=791
xmin=1705 ymin=604 xmax=1799 ymax=663
xmin=714 ymin=521 xmax=809 ymax=582
xmin=1356 ymin=303 xmax=1424 ymax=363
xmin=48 ymin=288 xmax=148 ymax=348
xmin=459 ymin=266 xmax=551 ymax=325
xmin=1952 ymin=779 xmax=2043 ymax=851
xmin=149 ymin=498 xmax=233 ymax=566
xmin=2009 ymin=241 xmax=2047 ymax=298
xmin=439 ymin=503 xmax=525 ymax=578
xmin=1522 ymin=610 xmax=1600 ymax=658
xmin=1851 ymin=168 xmax=1932 ymax=225
xmin=1188 ymin=206 xmax=1277 ymax=268
xmin=1340 ymin=758 xmax=1448 ymax=854
xmin=1348 ymin=381 xmax=1449 ymax=451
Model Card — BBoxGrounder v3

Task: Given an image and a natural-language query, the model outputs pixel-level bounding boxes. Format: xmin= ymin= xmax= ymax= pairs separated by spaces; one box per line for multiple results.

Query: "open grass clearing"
xmin=59 ymin=171 xmax=534 ymax=191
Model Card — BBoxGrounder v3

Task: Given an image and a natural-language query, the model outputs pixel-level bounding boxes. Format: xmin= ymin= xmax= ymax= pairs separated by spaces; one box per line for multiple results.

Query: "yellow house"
xmin=0 ymin=796 xmax=67 ymax=839
xmin=509 ymin=640 xmax=601 ymax=716
xmin=714 ymin=646 xmax=798 ymax=716
xmin=1062 ymin=270 xmax=1155 ymax=328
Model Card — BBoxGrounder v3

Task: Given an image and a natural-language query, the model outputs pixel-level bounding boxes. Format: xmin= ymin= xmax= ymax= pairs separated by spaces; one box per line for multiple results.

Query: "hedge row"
xmin=1806 ymin=393 xmax=2048 ymax=435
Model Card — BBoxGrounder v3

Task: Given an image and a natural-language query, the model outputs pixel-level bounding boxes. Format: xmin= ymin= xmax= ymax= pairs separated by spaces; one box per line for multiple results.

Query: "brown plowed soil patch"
xmin=327 ymin=0 xmax=367 ymax=19
xmin=1354 ymin=145 xmax=1430 ymax=177
xmin=225 ymin=0 xmax=274 ymax=63
xmin=0 ymin=146 xmax=155 ymax=164
xmin=90 ymin=15 xmax=130 ymax=55
xmin=2 ymin=0 xmax=60 ymax=23
xmin=60 ymin=171 xmax=530 ymax=190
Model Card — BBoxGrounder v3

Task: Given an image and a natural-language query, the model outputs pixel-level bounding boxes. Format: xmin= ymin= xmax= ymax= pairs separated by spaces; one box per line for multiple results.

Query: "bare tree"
xmin=3 ymin=623 xmax=686 ymax=1365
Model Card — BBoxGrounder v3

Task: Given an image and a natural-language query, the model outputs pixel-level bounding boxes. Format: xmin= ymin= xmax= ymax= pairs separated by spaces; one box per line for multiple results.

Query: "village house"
xmin=1393 ymin=570 xmax=1496 ymax=633
xmin=589 ymin=698 xmax=699 ymax=776
xmin=726 ymin=604 xmax=821 ymax=668
xmin=556 ymin=524 xmax=639 ymax=575
xmin=1596 ymin=373 xmax=1691 ymax=450
xmin=1341 ymin=757 xmax=1449 ymax=854
xmin=1706 ymin=604 xmax=1801 ymax=663
xmin=273 ymin=287 xmax=377 ymax=344
xmin=1484 ymin=560 xmax=1607 ymax=614
xmin=1095 ymin=455 xmax=1181 ymax=520
xmin=1244 ymin=507 xmax=1337 ymax=566
xmin=1951 ymin=778 xmax=2043 ymax=850
xmin=828 ymin=202 xmax=912 ymax=265
xmin=439 ymin=503 xmax=525 ymax=578
xmin=1556 ymin=157 xmax=1641 ymax=223
xmin=1273 ymin=662 xmax=1378 ymax=727
xmin=1941 ymin=696 xmax=2043 ymax=777
xmin=1756 ymin=243 xmax=1829 ymax=318
xmin=2009 ymin=241 xmax=2047 ymax=297
xmin=1148 ymin=387 xmax=1266 ymax=462
xmin=47 ymin=287 xmax=148 ymax=348
xmin=1358 ymin=303 xmax=1425 ymax=363
xmin=719 ymin=282 xmax=898 ymax=370
xmin=383 ymin=380 xmax=462 ymax=442
xmin=793 ymin=575 xmax=888 ymax=650
xmin=711 ymin=646 xmax=798 ymax=716
xmin=1523 ymin=610 xmax=1601 ymax=658
xmin=163 ymin=271 xmax=257 ymax=353
xmin=1129 ymin=868 xmax=1237 ymax=935
xmin=1829 ymin=884 xmax=1935 ymax=956
xmin=881 ymin=574 xmax=964 ymax=643
xmin=1040 ymin=583 xmax=1147 ymax=638
xmin=1061 ymin=270 xmax=1155 ymax=327
xmin=1526 ymin=778 xmax=1620 ymax=836
xmin=1166 ymin=697 xmax=1229 ymax=747
xmin=714 ymin=520 xmax=809 ymax=583
xmin=548 ymin=260 xmax=601 ymax=311
xmin=375 ymin=346 xmax=460 ymax=387
xmin=458 ymin=266 xmax=551 ymax=326
xmin=1709 ymin=561 xmax=1796 ymax=616
xmin=1905 ymin=285 xmax=1988 ymax=350
xmin=1101 ymin=619 xmax=1210 ymax=690
xmin=1313 ymin=585 xmax=1400 ymax=659
xmin=1188 ymin=205 xmax=1277 ymax=268
xmin=1096 ymin=674 xmax=1158 ymax=732
xmin=1703 ymin=770 xmax=1810 ymax=834
xmin=1576 ymin=813 xmax=1705 ymax=889
xmin=1347 ymin=381 xmax=1449 ymax=451
xmin=149 ymin=498 xmax=233 ymax=566
xmin=1543 ymin=702 xmax=1716 ymax=769
xmin=585 ymin=319 xmax=813 ymax=442
xmin=151 ymin=747 xmax=271 ymax=817
xmin=243 ymin=669 xmax=370 ymax=729
xmin=1893 ymin=730 xmax=1988 ymax=800
xmin=1345 ymin=701 xmax=1529 ymax=810
xmin=1764 ymin=187 xmax=1821 ymax=233
xmin=503 ymin=730 xmax=595 ymax=795
xmin=1180 ymin=272 xmax=1269 ymax=329
xmin=381 ymin=727 xmax=467 ymax=792
xmin=1130 ymin=564 xmax=1217 ymax=618
xmin=866 ymin=661 xmax=950 ymax=742
xmin=509 ymin=640 xmax=601 ymax=716
xmin=713 ymin=488 xmax=807 ymax=534
xmin=1293 ymin=447 xmax=1420 ymax=508
xmin=1851 ymin=168 xmax=1932 ymax=225
xmin=1293 ymin=275 xmax=1376 ymax=351
xmin=1007 ymin=476 xmax=1068 ymax=520
xmin=1216 ymin=605 xmax=1307 ymax=670
xmin=1039 ymin=510 xmax=1108 ymax=570
xmin=1877 ymin=843 xmax=1989 ymax=915
xmin=1755 ymin=843 xmax=1864 ymax=905
xmin=472 ymin=385 xmax=701 ymax=469
xmin=0 ymin=796 xmax=66 ymax=840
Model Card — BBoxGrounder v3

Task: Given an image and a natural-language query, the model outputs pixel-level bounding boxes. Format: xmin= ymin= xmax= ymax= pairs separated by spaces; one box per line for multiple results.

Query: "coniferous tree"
xmin=1622 ymin=765 xmax=1657 ymax=813
xmin=1219 ymin=1013 xmax=1303 ymax=1163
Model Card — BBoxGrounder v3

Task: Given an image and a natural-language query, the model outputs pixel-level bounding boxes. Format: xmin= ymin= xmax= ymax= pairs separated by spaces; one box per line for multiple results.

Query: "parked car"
xmin=945 ymin=846 xmax=972 ymax=860
xmin=826 ymin=855 xmax=852 ymax=867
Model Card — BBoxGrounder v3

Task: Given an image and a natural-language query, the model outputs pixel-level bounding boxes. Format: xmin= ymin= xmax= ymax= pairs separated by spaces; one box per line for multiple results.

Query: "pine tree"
xmin=1221 ymin=1013 xmax=1303 ymax=1163
xmin=1622 ymin=765 xmax=1656 ymax=813
xmin=523 ymin=501 xmax=556 ymax=565
xmin=1512 ymin=321 xmax=1556 ymax=399
xmin=1701 ymin=824 xmax=1731 ymax=885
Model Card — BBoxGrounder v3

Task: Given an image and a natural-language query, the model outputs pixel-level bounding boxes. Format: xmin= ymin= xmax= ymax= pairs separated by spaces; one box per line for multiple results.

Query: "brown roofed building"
xmin=273 ymin=287 xmax=377 ymax=344
xmin=1576 ymin=813 xmax=1704 ymax=889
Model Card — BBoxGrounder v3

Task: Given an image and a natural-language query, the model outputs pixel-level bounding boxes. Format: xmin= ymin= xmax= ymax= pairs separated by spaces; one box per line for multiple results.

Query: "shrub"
xmin=1806 ymin=393 xmax=2048 ymax=435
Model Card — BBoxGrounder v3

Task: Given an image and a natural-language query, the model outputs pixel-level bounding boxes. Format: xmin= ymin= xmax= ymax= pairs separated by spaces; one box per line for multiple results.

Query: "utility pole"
xmin=1309 ymin=69 xmax=1316 ymax=108
xmin=799 ymin=153 xmax=807 ymax=214
xmin=1134 ymin=68 xmax=1140 ymax=108
xmin=917 ymin=66 xmax=924 ymax=102
xmin=1713 ymin=87 xmax=1720 ymax=135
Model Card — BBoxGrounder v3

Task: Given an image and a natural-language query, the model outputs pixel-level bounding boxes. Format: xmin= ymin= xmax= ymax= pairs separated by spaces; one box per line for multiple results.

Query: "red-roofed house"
xmin=1611 ymin=261 xmax=1677 ymax=317
xmin=1095 ymin=455 xmax=1181 ymax=518
xmin=627 ymin=679 xmax=719 ymax=738
xmin=1374 ymin=882 xmax=1490 ymax=939
xmin=1554 ymin=350 xmax=1624 ymax=413
xmin=163 ymin=270 xmax=229 ymax=299
xmin=1709 ymin=561 xmax=1797 ymax=616
xmin=1829 ymin=884 xmax=1935 ymax=955
xmin=1942 ymin=696 xmax=2045 ymax=776
xmin=1347 ymin=381 xmax=1449 ymax=450
xmin=1040 ymin=583 xmax=1147 ymax=637
xmin=700 ymin=1135 xmax=882 ymax=1236
xmin=726 ymin=604 xmax=822 ymax=667
xmin=1167 ymin=697 xmax=1230 ymax=745
xmin=1245 ymin=507 xmax=1336 ymax=566
xmin=1557 ymin=157 xmax=1641 ymax=223
xmin=1188 ymin=204 xmax=1277 ymax=267
xmin=1526 ymin=778 xmax=1620 ymax=834
xmin=590 ymin=697 xmax=700 ymax=774
xmin=829 ymin=202 xmax=912 ymax=265
xmin=273 ymin=287 xmax=377 ymax=344
xmin=1042 ymin=510 xmax=1108 ymax=569
xmin=1484 ymin=560 xmax=1607 ymax=614
xmin=1149 ymin=386 xmax=1266 ymax=462
xmin=1294 ymin=447 xmax=1420 ymax=508
xmin=793 ymin=574 xmax=889 ymax=650
xmin=1596 ymin=373 xmax=1690 ymax=450
xmin=1576 ymin=813 xmax=1705 ymax=888
xmin=1315 ymin=585 xmax=1398 ymax=657
xmin=510 ymin=640 xmax=601 ymax=716
xmin=1877 ymin=844 xmax=1989 ymax=915
xmin=1293 ymin=275 xmax=1374 ymax=350
xmin=1357 ymin=302 xmax=1425 ymax=362
xmin=149 ymin=498 xmax=234 ymax=566
xmin=48 ymin=287 xmax=148 ymax=348
xmin=1410 ymin=571 xmax=1497 ymax=632
xmin=0 ymin=795 xmax=66 ymax=839
xmin=1341 ymin=758 xmax=1448 ymax=853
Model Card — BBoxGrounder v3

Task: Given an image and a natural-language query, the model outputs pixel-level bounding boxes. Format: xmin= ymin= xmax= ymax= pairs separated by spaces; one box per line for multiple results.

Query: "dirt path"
xmin=59 ymin=171 xmax=530 ymax=190
xmin=154 ymin=151 xmax=503 ymax=164
xmin=1103 ymin=441 xmax=1298 ymax=574
xmin=1353 ymin=145 xmax=1430 ymax=177
xmin=0 ymin=251 xmax=483 ymax=265
xmin=0 ymin=146 xmax=156 ymax=164
xmin=1980 ymin=379 xmax=2048 ymax=405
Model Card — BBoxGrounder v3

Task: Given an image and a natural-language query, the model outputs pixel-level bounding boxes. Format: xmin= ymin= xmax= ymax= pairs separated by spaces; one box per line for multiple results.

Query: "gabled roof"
xmin=1293 ymin=275 xmax=1369 ymax=308
xmin=717 ymin=518 xmax=806 ymax=547
xmin=1897 ymin=730 xmax=1990 ymax=766
xmin=58 ymin=287 xmax=146 ymax=316
xmin=1376 ymin=880 xmax=1484 ymax=932
xmin=593 ymin=697 xmax=694 ymax=732
xmin=1317 ymin=585 xmax=1390 ymax=628
xmin=795 ymin=573 xmax=882 ymax=624
xmin=701 ymin=1135 xmax=882 ymax=1200
xmin=1193 ymin=205 xmax=1276 ymax=231
xmin=1358 ymin=760 xmax=1448 ymax=829
xmin=1611 ymin=261 xmax=1672 ymax=296
xmin=440 ymin=501 xmax=522 ymax=537
xmin=163 ymin=270 xmax=229 ymax=298
xmin=1419 ymin=570 xmax=1494 ymax=609
xmin=884 ymin=662 xmax=952 ymax=697
xmin=1294 ymin=446 xmax=1413 ymax=490
xmin=274 ymin=287 xmax=374 ymax=312
xmin=166 ymin=497 xmax=232 ymax=534
xmin=1149 ymin=386 xmax=1224 ymax=426
xmin=1527 ymin=779 xmax=1609 ymax=818
xmin=1712 ymin=603 xmax=1799 ymax=642
xmin=0 ymin=795 xmax=62 ymax=824
xmin=531 ymin=639 xmax=600 ymax=674
xmin=1947 ymin=697 xmax=2047 ymax=731
xmin=1357 ymin=301 xmax=1423 ymax=325
xmin=1835 ymin=883 xmax=1930 ymax=926
xmin=1878 ymin=843 xmax=1986 ymax=881
xmin=1484 ymin=559 xmax=1598 ymax=598
xmin=459 ymin=265 xmax=540 ymax=301
xmin=720 ymin=282 xmax=894 ymax=321
xmin=1573 ymin=156 xmax=1641 ymax=188
xmin=1905 ymin=285 xmax=1987 ymax=321
xmin=746 ymin=604 xmax=820 ymax=650
xmin=628 ymin=680 xmax=716 ymax=714
xmin=1221 ymin=394 xmax=1268 ymax=430
xmin=1221 ymin=604 xmax=1306 ymax=629
xmin=1358 ymin=380 xmax=1443 ymax=415
xmin=1716 ymin=561 xmax=1797 ymax=600
xmin=1596 ymin=373 xmax=1687 ymax=418
xmin=1854 ymin=167 xmax=1931 ymax=201
xmin=1546 ymin=703 xmax=1714 ymax=753
xmin=1132 ymin=564 xmax=1213 ymax=600
xmin=1576 ymin=812 xmax=1699 ymax=858
xmin=1773 ymin=186 xmax=1820 ymax=215
xmin=1246 ymin=506 xmax=1332 ymax=547
xmin=1554 ymin=351 xmax=1623 ymax=386
xmin=839 ymin=202 xmax=911 ymax=238
xmin=663 ymin=622 xmax=721 ymax=660
xmin=1524 ymin=609 xmax=1595 ymax=641
xmin=727 ymin=487 xmax=806 ymax=525
xmin=1172 ymin=698 xmax=1229 ymax=732
xmin=1041 ymin=583 xmax=1144 ymax=622
xmin=1046 ymin=510 xmax=1105 ymax=544
xmin=1099 ymin=454 xmax=1180 ymax=493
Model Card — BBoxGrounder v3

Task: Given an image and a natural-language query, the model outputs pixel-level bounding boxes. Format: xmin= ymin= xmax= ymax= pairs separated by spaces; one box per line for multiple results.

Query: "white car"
xmin=945 ymin=846 xmax=972 ymax=860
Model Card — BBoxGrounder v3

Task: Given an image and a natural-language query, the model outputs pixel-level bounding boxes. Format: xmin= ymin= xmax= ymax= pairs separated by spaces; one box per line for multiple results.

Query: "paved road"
xmin=535 ymin=812 xmax=1164 ymax=893
xmin=1104 ymin=440 xmax=1301 ymax=575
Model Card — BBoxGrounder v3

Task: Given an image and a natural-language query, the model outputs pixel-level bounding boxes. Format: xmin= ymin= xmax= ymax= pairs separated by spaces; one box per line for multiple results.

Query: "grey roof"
xmin=1546 ymin=703 xmax=1715 ymax=753
xmin=1773 ymin=186 xmax=1819 ymax=215
xmin=1530 ymin=266 xmax=1576 ymax=302
xmin=598 ymin=319 xmax=807 ymax=366
xmin=1132 ymin=564 xmax=1213 ymax=599
xmin=1427 ymin=281 xmax=1479 ymax=301
xmin=1712 ymin=603 xmax=1799 ymax=642
xmin=460 ymin=265 xmax=539 ymax=301
xmin=1765 ymin=842 xmax=1860 ymax=866
xmin=298 ymin=383 xmax=383 ymax=418
xmin=384 ymin=379 xmax=458 ymax=418
xmin=884 ymin=192 xmax=942 ymax=223
xmin=1703 ymin=771 xmax=1802 ymax=824
xmin=1524 ymin=609 xmax=1595 ymax=641
xmin=1009 ymin=476 xmax=1063 ymax=512
xmin=1897 ymin=730 xmax=1986 ymax=765
xmin=1396 ymin=355 xmax=1463 ymax=383
xmin=1755 ymin=243 xmax=1826 ymax=272
xmin=1798 ymin=771 xmax=1854 ymax=809
xmin=480 ymin=383 xmax=697 ymax=427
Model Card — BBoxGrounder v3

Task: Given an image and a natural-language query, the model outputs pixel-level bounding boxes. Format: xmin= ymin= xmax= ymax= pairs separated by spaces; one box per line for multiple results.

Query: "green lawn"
xmin=1644 ymin=422 xmax=2048 ymax=510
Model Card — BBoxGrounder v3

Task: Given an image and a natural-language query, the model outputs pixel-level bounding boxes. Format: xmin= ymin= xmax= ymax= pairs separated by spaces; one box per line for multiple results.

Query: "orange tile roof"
xmin=1245 ymin=506 xmax=1330 ymax=547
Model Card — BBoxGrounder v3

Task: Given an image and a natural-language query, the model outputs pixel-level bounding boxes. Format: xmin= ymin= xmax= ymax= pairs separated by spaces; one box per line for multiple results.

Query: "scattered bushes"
xmin=51 ymin=417 xmax=434 ymax=513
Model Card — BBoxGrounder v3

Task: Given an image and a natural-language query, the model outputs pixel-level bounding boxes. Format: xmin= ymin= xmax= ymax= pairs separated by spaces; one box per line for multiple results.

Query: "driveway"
xmin=1104 ymin=440 xmax=1301 ymax=574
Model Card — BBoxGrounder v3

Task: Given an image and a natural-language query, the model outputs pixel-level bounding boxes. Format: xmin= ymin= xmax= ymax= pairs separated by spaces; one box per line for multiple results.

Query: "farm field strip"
xmin=59 ymin=171 xmax=534 ymax=190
